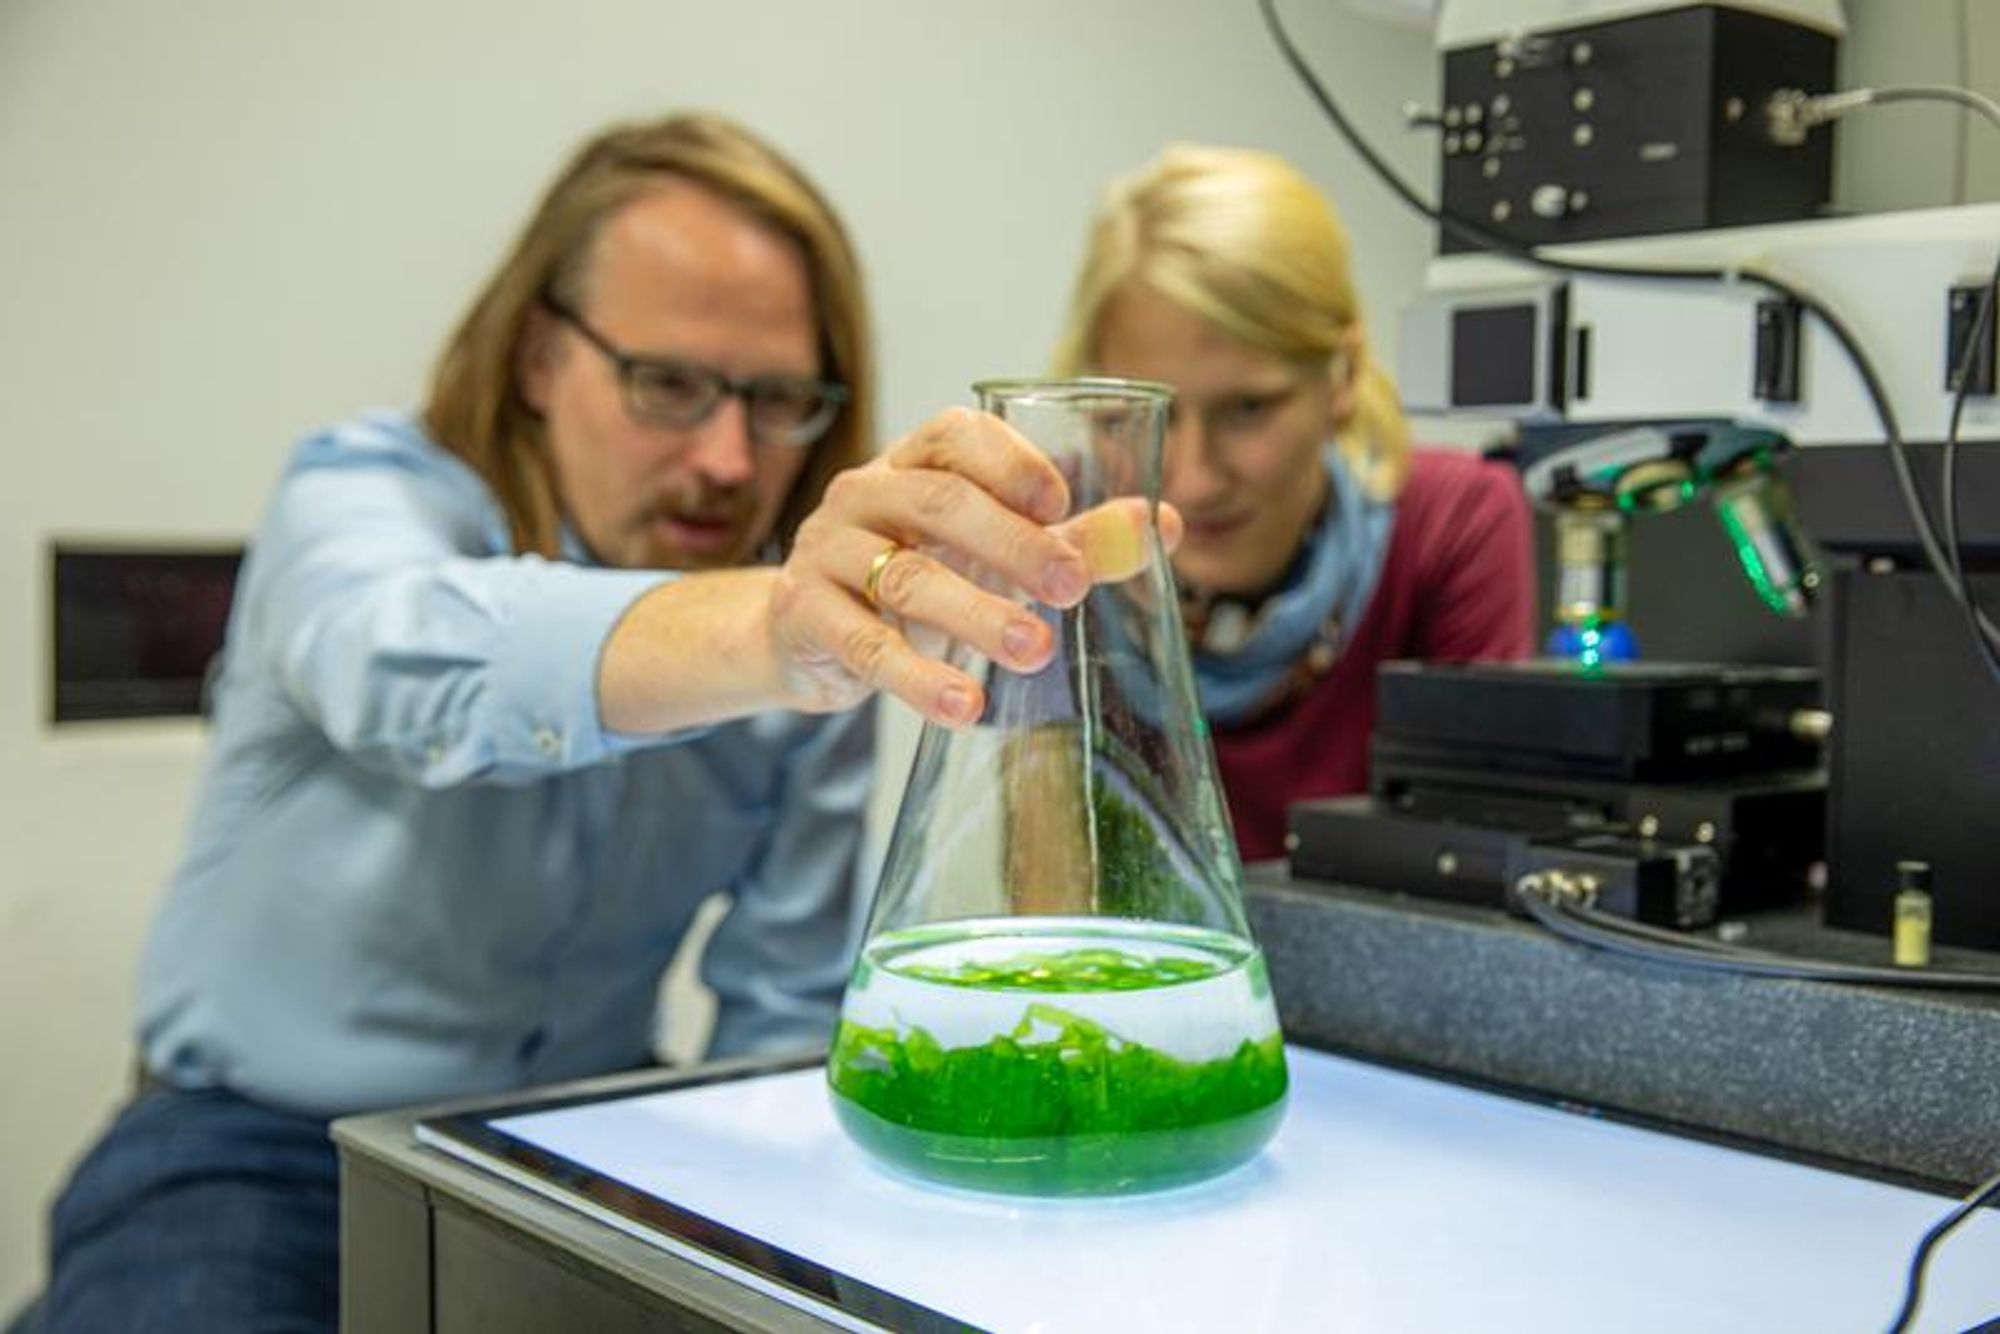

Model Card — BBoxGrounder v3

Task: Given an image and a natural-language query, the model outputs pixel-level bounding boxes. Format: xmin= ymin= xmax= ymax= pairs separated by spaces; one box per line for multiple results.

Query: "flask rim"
xmin=972 ymin=375 xmax=1175 ymax=405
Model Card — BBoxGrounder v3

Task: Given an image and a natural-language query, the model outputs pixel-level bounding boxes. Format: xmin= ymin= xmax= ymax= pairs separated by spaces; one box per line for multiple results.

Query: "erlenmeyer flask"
xmin=828 ymin=377 xmax=1288 ymax=1196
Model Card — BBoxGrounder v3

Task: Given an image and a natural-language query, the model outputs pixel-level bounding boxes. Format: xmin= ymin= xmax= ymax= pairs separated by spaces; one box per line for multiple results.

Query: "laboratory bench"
xmin=334 ymin=872 xmax=2000 ymax=1333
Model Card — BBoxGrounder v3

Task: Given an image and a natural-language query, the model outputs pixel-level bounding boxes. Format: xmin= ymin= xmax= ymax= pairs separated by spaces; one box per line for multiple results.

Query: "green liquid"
xmin=827 ymin=922 xmax=1288 ymax=1196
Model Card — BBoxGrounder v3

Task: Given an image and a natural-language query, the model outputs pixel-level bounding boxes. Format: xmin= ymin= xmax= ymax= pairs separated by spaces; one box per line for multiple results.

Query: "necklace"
xmin=1180 ymin=586 xmax=1347 ymax=722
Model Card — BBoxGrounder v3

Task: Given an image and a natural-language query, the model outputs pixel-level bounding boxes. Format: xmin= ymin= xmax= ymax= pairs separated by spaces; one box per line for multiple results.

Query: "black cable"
xmin=1816 ymin=86 xmax=2000 ymax=677
xmin=1534 ymin=889 xmax=1771 ymax=956
xmin=1259 ymin=0 xmax=1718 ymax=277
xmin=1886 ymin=1164 xmax=2000 ymax=1334
xmin=1517 ymin=879 xmax=2000 ymax=1327
xmin=1942 ymin=246 xmax=2000 ymax=685
xmin=1513 ymin=879 xmax=2000 ymax=991
xmin=1256 ymin=0 xmax=2000 ymax=684
xmin=1865 ymin=86 xmax=2000 ymax=138
xmin=1840 ymin=86 xmax=2000 ymax=672
xmin=1836 ymin=89 xmax=2000 ymax=661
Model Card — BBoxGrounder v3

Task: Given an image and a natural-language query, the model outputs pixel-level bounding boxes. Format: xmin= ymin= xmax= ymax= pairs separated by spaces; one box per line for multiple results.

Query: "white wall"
xmin=0 ymin=0 xmax=1439 ymax=1309
xmin=1836 ymin=0 xmax=2000 ymax=211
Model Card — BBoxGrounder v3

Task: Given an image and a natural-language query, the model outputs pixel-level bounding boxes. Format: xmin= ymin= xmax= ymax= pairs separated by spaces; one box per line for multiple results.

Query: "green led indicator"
xmin=1718 ymin=502 xmax=1796 ymax=617
xmin=1578 ymin=624 xmax=1605 ymax=673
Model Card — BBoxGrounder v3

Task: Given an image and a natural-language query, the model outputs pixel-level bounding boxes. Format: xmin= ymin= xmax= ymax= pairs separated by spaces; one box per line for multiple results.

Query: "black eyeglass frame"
xmin=538 ymin=295 xmax=849 ymax=448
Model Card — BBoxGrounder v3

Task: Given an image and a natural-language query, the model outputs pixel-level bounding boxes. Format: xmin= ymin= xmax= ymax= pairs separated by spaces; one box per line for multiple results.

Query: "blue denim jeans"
xmin=33 ymin=1084 xmax=338 ymax=1334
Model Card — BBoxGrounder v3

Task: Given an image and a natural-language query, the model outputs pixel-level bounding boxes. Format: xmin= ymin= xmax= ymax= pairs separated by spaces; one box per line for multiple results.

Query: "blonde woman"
xmin=1056 ymin=145 xmax=1535 ymax=859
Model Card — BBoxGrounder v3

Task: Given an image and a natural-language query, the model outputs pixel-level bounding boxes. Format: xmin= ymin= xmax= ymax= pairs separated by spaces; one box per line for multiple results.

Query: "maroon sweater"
xmin=1211 ymin=449 xmax=1536 ymax=860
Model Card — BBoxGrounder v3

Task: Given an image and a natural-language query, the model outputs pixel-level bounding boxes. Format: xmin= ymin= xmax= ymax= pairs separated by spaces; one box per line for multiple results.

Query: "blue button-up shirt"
xmin=137 ymin=411 xmax=873 ymax=1118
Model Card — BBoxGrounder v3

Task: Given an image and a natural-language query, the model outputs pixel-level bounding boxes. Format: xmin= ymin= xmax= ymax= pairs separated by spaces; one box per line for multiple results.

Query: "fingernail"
xmin=1037 ymin=477 xmax=1071 ymax=523
xmin=1002 ymin=619 xmax=1041 ymax=664
xmin=1042 ymin=556 xmax=1089 ymax=605
xmin=939 ymin=685 xmax=978 ymax=723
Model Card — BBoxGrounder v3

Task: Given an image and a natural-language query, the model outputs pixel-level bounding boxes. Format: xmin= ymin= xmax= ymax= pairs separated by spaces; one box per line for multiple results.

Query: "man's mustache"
xmin=651 ymin=489 xmax=752 ymax=526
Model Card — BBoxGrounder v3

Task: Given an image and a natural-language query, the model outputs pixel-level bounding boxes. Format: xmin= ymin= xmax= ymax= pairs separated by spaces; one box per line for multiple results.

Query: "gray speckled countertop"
xmin=1245 ymin=868 xmax=2000 ymax=1187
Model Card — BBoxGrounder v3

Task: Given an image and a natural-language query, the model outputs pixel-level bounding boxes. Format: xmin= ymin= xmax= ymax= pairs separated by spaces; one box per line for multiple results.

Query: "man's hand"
xmin=770 ymin=407 xmax=1180 ymax=728
xmin=597 ymin=407 xmax=1179 ymax=736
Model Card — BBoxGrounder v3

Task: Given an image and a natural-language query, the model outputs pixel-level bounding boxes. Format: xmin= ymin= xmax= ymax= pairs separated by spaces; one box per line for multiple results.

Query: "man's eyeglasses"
xmin=540 ymin=296 xmax=848 ymax=448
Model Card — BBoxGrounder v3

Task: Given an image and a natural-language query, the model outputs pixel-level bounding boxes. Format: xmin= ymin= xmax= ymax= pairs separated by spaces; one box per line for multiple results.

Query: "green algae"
xmin=828 ymin=945 xmax=1288 ymax=1195
xmin=899 ymin=945 xmax=1219 ymax=993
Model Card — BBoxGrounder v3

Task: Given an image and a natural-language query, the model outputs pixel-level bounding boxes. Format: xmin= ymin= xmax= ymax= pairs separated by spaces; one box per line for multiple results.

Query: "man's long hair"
xmin=425 ymin=112 xmax=875 ymax=557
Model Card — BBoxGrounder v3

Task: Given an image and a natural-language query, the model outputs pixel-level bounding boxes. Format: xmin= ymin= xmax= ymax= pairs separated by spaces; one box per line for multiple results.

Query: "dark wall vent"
xmin=51 ymin=544 xmax=243 ymax=723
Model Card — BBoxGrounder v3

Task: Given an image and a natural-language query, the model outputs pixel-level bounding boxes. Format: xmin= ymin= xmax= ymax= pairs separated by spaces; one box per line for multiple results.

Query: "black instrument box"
xmin=1375 ymin=660 xmax=1822 ymax=782
xmin=1439 ymin=3 xmax=1836 ymax=251
xmin=1287 ymin=794 xmax=1721 ymax=929
xmin=1823 ymin=567 xmax=2000 ymax=949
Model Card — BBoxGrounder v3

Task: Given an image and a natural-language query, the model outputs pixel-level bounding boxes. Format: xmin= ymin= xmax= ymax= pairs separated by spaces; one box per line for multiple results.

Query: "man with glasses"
xmin=28 ymin=112 xmax=1131 ymax=1334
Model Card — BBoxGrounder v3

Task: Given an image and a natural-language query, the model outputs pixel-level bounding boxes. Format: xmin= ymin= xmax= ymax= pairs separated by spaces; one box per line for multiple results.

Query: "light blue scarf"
xmin=1189 ymin=445 xmax=1392 ymax=726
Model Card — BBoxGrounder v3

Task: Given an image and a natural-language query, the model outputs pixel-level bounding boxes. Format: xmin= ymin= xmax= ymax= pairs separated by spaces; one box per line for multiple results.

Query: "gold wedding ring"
xmin=862 ymin=543 xmax=904 ymax=613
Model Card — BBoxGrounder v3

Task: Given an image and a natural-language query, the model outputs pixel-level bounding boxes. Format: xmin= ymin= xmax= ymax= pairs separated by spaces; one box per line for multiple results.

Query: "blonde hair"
xmin=1053 ymin=144 xmax=1409 ymax=498
xmin=424 ymin=112 xmax=875 ymax=557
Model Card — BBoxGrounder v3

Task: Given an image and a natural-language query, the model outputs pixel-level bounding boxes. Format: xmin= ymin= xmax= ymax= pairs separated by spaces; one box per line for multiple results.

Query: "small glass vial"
xmin=1892 ymin=860 xmax=1933 ymax=968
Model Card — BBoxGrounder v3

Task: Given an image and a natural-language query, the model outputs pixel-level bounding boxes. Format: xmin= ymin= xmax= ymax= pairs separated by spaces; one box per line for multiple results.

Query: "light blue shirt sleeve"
xmin=137 ymin=413 xmax=872 ymax=1116
xmin=241 ymin=415 xmax=681 ymax=784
